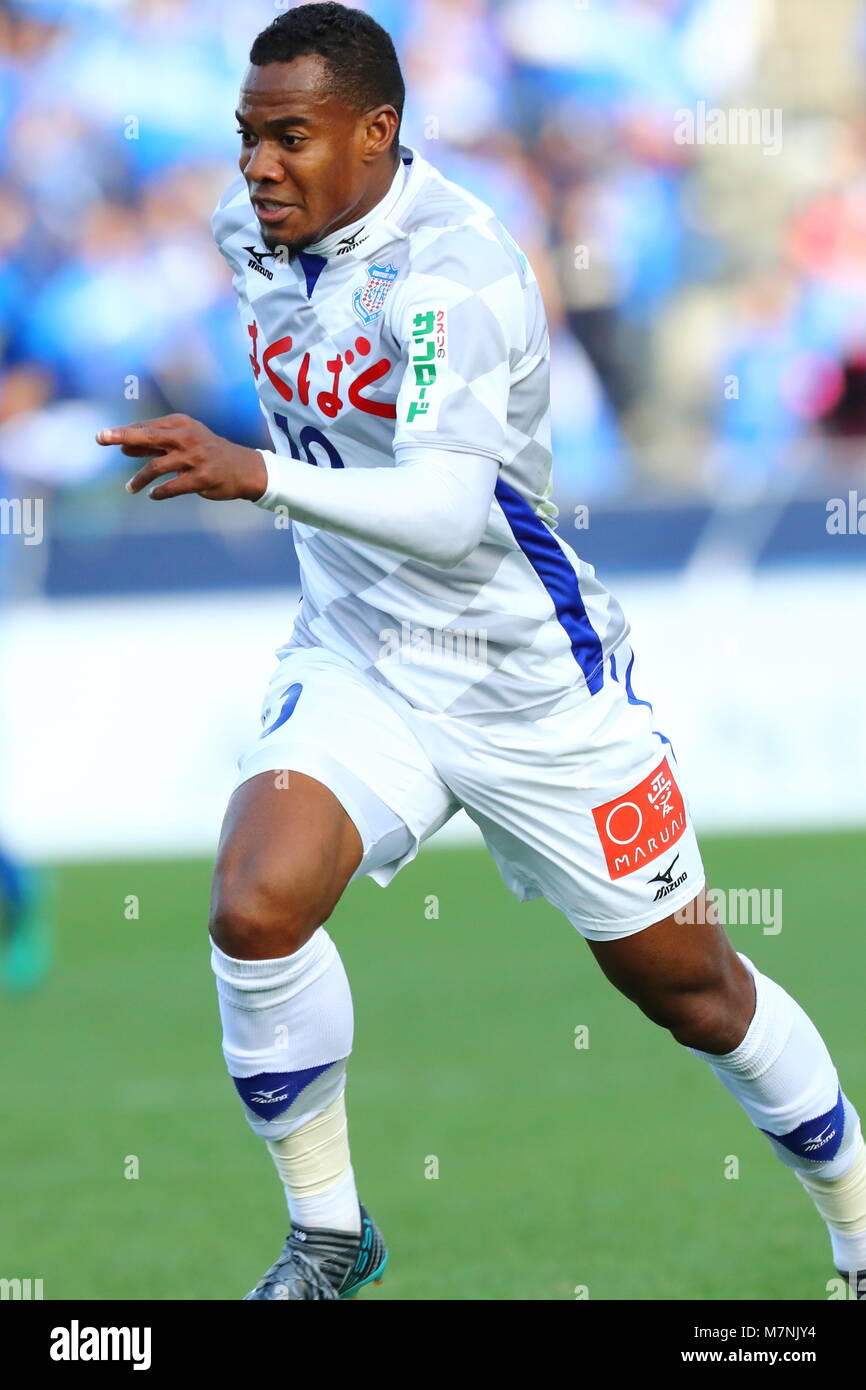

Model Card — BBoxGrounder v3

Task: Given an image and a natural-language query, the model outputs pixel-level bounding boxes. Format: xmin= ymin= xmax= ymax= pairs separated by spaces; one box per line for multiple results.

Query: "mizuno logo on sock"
xmin=803 ymin=1122 xmax=836 ymax=1152
xmin=250 ymin=1087 xmax=291 ymax=1103
xmin=761 ymin=1087 xmax=846 ymax=1162
xmin=232 ymin=1064 xmax=334 ymax=1120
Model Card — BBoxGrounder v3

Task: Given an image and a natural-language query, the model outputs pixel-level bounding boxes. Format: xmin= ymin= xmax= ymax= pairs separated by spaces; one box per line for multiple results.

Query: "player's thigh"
xmin=416 ymin=639 xmax=705 ymax=941
xmin=210 ymin=768 xmax=363 ymax=959
xmin=210 ymin=646 xmax=456 ymax=957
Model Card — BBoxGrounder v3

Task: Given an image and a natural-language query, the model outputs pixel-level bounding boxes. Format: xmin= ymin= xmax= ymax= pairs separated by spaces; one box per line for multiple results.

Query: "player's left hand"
xmin=95 ymin=414 xmax=267 ymax=502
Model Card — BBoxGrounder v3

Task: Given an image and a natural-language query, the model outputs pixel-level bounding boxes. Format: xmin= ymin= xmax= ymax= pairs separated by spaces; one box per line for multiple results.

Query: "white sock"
xmin=210 ymin=928 xmax=361 ymax=1233
xmin=688 ymin=952 xmax=866 ymax=1269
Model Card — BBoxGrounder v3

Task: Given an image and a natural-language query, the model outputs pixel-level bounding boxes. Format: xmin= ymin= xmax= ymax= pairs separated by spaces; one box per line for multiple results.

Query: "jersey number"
xmin=274 ymin=413 xmax=345 ymax=469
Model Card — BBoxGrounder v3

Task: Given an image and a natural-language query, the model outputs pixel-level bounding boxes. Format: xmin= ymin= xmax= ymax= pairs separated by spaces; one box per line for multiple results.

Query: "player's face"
xmin=235 ymin=57 xmax=398 ymax=256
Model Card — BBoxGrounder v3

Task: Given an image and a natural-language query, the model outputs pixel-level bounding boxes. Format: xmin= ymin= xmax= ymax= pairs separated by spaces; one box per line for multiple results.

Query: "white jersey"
xmin=211 ymin=144 xmax=629 ymax=722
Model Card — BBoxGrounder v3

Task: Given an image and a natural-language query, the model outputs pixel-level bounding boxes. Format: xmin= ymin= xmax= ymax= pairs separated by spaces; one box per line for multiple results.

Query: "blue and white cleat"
xmin=1 ymin=863 xmax=52 ymax=994
xmin=243 ymin=1202 xmax=388 ymax=1300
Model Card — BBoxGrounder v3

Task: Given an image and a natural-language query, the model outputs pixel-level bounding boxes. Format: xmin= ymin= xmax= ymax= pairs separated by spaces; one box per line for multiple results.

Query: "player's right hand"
xmin=95 ymin=414 xmax=268 ymax=503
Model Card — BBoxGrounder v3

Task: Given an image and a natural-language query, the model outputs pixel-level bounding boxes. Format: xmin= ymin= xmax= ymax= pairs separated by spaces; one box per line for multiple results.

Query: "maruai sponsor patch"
xmin=592 ymin=756 xmax=687 ymax=879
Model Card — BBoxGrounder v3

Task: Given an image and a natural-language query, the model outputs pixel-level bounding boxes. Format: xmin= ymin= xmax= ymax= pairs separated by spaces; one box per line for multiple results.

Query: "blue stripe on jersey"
xmin=297 ymin=251 xmax=327 ymax=298
xmin=494 ymin=478 xmax=604 ymax=693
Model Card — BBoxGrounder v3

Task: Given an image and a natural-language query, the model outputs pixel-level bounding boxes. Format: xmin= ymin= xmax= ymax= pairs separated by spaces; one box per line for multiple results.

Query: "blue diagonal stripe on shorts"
xmin=611 ymin=650 xmax=671 ymax=752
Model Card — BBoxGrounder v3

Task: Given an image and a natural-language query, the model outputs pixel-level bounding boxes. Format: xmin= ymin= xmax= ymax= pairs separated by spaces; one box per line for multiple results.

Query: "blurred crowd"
xmin=2 ymin=0 xmax=866 ymax=534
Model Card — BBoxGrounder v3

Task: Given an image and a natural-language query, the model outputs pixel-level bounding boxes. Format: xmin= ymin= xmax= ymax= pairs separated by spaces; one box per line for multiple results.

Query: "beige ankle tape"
xmin=266 ymin=1091 xmax=351 ymax=1199
xmin=796 ymin=1141 xmax=866 ymax=1235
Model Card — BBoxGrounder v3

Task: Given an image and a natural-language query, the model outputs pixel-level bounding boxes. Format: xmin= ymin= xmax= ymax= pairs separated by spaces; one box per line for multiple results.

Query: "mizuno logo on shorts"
xmin=647 ymin=853 xmax=688 ymax=901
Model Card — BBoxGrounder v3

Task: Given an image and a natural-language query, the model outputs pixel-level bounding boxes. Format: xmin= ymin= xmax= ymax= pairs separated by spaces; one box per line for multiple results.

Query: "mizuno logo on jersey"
xmin=336 ymin=226 xmax=369 ymax=255
xmin=244 ymin=245 xmax=277 ymax=279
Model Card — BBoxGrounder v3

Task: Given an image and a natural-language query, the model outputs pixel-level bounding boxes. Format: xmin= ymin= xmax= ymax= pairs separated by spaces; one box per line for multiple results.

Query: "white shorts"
xmin=235 ymin=642 xmax=705 ymax=943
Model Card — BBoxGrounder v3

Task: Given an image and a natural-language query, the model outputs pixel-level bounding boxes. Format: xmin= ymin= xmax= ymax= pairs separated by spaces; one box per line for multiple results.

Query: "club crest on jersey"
xmin=353 ymin=262 xmax=398 ymax=324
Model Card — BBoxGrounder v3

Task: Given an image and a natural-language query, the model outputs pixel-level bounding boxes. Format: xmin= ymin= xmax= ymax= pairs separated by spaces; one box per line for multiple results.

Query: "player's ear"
xmin=362 ymin=105 xmax=399 ymax=161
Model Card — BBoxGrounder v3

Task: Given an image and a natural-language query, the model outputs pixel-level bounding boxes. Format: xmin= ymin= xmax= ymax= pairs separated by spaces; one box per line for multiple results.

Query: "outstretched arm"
xmin=97 ymin=414 xmax=497 ymax=569
xmin=253 ymin=443 xmax=497 ymax=567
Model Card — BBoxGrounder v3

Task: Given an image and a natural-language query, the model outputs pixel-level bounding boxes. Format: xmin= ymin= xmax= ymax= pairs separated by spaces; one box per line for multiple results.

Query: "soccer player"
xmin=97 ymin=4 xmax=866 ymax=1300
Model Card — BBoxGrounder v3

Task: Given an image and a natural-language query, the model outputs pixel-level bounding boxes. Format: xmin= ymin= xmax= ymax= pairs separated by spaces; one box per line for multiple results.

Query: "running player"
xmin=97 ymin=4 xmax=866 ymax=1300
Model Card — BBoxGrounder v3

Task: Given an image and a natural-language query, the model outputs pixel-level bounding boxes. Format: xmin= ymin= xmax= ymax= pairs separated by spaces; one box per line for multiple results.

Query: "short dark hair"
xmin=249 ymin=3 xmax=404 ymax=149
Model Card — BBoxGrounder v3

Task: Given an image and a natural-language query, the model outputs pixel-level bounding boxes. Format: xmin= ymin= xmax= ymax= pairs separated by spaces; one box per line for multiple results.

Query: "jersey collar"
xmin=302 ymin=145 xmax=424 ymax=262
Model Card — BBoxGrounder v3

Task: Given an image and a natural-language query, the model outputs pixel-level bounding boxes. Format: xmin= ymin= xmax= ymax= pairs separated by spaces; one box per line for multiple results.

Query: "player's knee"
xmin=209 ymin=864 xmax=335 ymax=959
xmin=620 ymin=938 xmax=754 ymax=1052
xmin=648 ymin=972 xmax=753 ymax=1052
xmin=661 ymin=992 xmax=735 ymax=1051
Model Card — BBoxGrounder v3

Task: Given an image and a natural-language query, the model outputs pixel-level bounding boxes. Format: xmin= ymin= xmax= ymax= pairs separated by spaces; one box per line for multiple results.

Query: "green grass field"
xmin=1 ymin=828 xmax=862 ymax=1301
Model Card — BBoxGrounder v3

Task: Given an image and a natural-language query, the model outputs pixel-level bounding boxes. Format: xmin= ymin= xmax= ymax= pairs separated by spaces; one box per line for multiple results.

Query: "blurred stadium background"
xmin=1 ymin=0 xmax=865 ymax=1300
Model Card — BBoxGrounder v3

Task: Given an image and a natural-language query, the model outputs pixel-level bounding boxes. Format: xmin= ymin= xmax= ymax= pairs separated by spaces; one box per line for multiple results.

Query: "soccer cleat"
xmin=1 ymin=865 xmax=52 ymax=994
xmin=836 ymin=1268 xmax=866 ymax=1300
xmin=243 ymin=1202 xmax=388 ymax=1300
